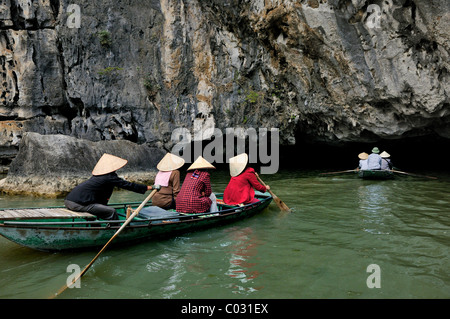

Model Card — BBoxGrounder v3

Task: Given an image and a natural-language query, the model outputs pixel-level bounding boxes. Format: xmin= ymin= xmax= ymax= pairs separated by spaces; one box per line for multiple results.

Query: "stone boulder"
xmin=0 ymin=132 xmax=165 ymax=197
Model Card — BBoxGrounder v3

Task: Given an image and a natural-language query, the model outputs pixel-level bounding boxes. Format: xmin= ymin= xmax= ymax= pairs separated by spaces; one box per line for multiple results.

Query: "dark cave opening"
xmin=171 ymin=131 xmax=449 ymax=174
xmin=279 ymin=134 xmax=450 ymax=172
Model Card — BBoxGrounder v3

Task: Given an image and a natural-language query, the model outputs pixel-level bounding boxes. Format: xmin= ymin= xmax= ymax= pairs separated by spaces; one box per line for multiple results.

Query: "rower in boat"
xmin=357 ymin=152 xmax=369 ymax=170
xmin=223 ymin=153 xmax=270 ymax=206
xmin=367 ymin=147 xmax=382 ymax=170
xmin=64 ymin=153 xmax=153 ymax=220
xmin=380 ymin=151 xmax=393 ymax=170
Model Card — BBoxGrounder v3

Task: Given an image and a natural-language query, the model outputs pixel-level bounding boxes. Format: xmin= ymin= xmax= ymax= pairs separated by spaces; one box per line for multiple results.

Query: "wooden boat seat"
xmin=0 ymin=208 xmax=96 ymax=221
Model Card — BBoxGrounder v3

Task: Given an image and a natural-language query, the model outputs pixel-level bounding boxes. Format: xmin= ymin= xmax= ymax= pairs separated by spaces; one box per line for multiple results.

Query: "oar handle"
xmin=255 ymin=173 xmax=265 ymax=185
xmin=133 ymin=185 xmax=161 ymax=216
xmin=255 ymin=173 xmax=272 ymax=193
xmin=256 ymin=174 xmax=280 ymax=200
xmin=255 ymin=173 xmax=291 ymax=212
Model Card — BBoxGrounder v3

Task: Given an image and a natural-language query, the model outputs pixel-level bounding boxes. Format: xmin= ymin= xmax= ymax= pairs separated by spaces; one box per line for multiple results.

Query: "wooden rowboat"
xmin=0 ymin=192 xmax=272 ymax=252
xmin=358 ymin=169 xmax=394 ymax=180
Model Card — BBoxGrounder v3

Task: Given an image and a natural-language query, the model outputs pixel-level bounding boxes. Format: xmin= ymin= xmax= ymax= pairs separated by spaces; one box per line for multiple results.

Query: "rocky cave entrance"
xmin=279 ymin=133 xmax=450 ymax=172
xmin=169 ymin=130 xmax=449 ymax=173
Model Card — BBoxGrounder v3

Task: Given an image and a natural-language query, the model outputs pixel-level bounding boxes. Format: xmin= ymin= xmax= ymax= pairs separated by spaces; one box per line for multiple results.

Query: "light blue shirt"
xmin=381 ymin=158 xmax=391 ymax=170
xmin=367 ymin=153 xmax=382 ymax=170
xmin=359 ymin=159 xmax=368 ymax=170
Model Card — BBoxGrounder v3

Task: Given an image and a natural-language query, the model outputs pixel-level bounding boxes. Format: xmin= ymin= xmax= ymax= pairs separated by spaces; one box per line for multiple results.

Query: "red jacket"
xmin=176 ymin=170 xmax=212 ymax=214
xmin=223 ymin=167 xmax=266 ymax=205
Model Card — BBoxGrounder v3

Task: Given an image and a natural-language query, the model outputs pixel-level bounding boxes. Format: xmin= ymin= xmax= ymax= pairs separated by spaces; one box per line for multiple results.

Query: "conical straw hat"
xmin=157 ymin=153 xmax=185 ymax=171
xmin=92 ymin=153 xmax=128 ymax=176
xmin=229 ymin=153 xmax=248 ymax=177
xmin=358 ymin=152 xmax=369 ymax=160
xmin=187 ymin=156 xmax=215 ymax=171
xmin=380 ymin=151 xmax=390 ymax=158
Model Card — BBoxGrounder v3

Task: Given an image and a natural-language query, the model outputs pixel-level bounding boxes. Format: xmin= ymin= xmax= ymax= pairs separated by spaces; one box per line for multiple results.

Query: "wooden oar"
xmin=392 ymin=170 xmax=437 ymax=180
xmin=256 ymin=174 xmax=290 ymax=212
xmin=51 ymin=186 xmax=160 ymax=299
xmin=319 ymin=169 xmax=358 ymax=175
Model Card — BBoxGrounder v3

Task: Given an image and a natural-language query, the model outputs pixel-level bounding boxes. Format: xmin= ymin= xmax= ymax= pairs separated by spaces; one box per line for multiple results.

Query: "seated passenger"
xmin=358 ymin=152 xmax=369 ymax=170
xmin=223 ymin=153 xmax=270 ymax=206
xmin=176 ymin=156 xmax=217 ymax=214
xmin=151 ymin=153 xmax=185 ymax=209
xmin=367 ymin=147 xmax=382 ymax=170
xmin=64 ymin=153 xmax=152 ymax=220
xmin=380 ymin=151 xmax=393 ymax=170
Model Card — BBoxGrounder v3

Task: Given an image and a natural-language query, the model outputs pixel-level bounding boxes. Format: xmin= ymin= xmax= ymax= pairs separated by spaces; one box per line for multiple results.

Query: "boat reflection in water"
xmin=225 ymin=226 xmax=264 ymax=294
xmin=357 ymin=182 xmax=393 ymax=235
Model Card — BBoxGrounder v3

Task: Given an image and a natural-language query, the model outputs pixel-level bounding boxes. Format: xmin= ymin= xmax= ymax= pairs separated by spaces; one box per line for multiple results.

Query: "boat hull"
xmin=358 ymin=169 xmax=394 ymax=180
xmin=0 ymin=193 xmax=272 ymax=251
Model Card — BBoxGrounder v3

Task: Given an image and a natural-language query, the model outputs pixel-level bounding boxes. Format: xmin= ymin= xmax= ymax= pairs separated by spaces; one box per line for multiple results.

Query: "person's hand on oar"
xmin=50 ymin=184 xmax=161 ymax=299
xmin=255 ymin=173 xmax=290 ymax=212
xmin=256 ymin=176 xmax=270 ymax=192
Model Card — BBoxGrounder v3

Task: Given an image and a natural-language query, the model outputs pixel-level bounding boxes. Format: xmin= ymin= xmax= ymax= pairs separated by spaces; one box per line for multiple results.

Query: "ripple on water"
xmin=0 ymin=169 xmax=448 ymax=298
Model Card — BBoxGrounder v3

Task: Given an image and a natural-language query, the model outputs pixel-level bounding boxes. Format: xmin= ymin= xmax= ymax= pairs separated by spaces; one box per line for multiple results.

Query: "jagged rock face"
xmin=0 ymin=0 xmax=449 ymax=162
xmin=0 ymin=132 xmax=165 ymax=196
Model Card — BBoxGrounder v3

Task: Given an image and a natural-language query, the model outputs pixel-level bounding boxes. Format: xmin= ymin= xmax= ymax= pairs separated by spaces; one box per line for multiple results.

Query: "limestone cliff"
xmin=1 ymin=0 xmax=449 ymax=167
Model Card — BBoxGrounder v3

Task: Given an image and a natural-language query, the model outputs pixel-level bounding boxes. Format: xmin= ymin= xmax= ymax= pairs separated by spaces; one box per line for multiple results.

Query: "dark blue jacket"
xmin=65 ymin=172 xmax=147 ymax=205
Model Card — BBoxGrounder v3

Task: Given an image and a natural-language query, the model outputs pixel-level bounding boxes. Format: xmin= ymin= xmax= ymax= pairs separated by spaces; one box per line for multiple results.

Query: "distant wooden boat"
xmin=0 ymin=192 xmax=272 ymax=252
xmin=358 ymin=169 xmax=394 ymax=180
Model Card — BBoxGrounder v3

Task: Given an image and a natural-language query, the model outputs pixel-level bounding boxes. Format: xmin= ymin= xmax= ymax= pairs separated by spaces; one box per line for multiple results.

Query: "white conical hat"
xmin=229 ymin=153 xmax=248 ymax=177
xmin=92 ymin=153 xmax=128 ymax=176
xmin=157 ymin=153 xmax=185 ymax=171
xmin=187 ymin=156 xmax=215 ymax=170
xmin=358 ymin=152 xmax=369 ymax=160
xmin=380 ymin=151 xmax=390 ymax=158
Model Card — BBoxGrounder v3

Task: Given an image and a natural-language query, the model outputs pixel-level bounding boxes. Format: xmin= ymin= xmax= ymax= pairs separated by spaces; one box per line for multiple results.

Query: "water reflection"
xmin=145 ymin=251 xmax=186 ymax=298
xmin=224 ymin=226 xmax=264 ymax=295
xmin=357 ymin=182 xmax=392 ymax=235
xmin=1 ymin=169 xmax=449 ymax=298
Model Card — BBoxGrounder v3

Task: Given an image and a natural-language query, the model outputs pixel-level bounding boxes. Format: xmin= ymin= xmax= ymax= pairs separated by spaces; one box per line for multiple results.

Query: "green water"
xmin=0 ymin=169 xmax=449 ymax=299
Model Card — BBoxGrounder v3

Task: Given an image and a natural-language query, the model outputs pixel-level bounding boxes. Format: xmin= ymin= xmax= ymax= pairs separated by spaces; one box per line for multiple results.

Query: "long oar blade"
xmin=392 ymin=170 xmax=437 ymax=180
xmin=319 ymin=169 xmax=357 ymax=175
xmin=272 ymin=193 xmax=291 ymax=212
xmin=51 ymin=186 xmax=159 ymax=298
